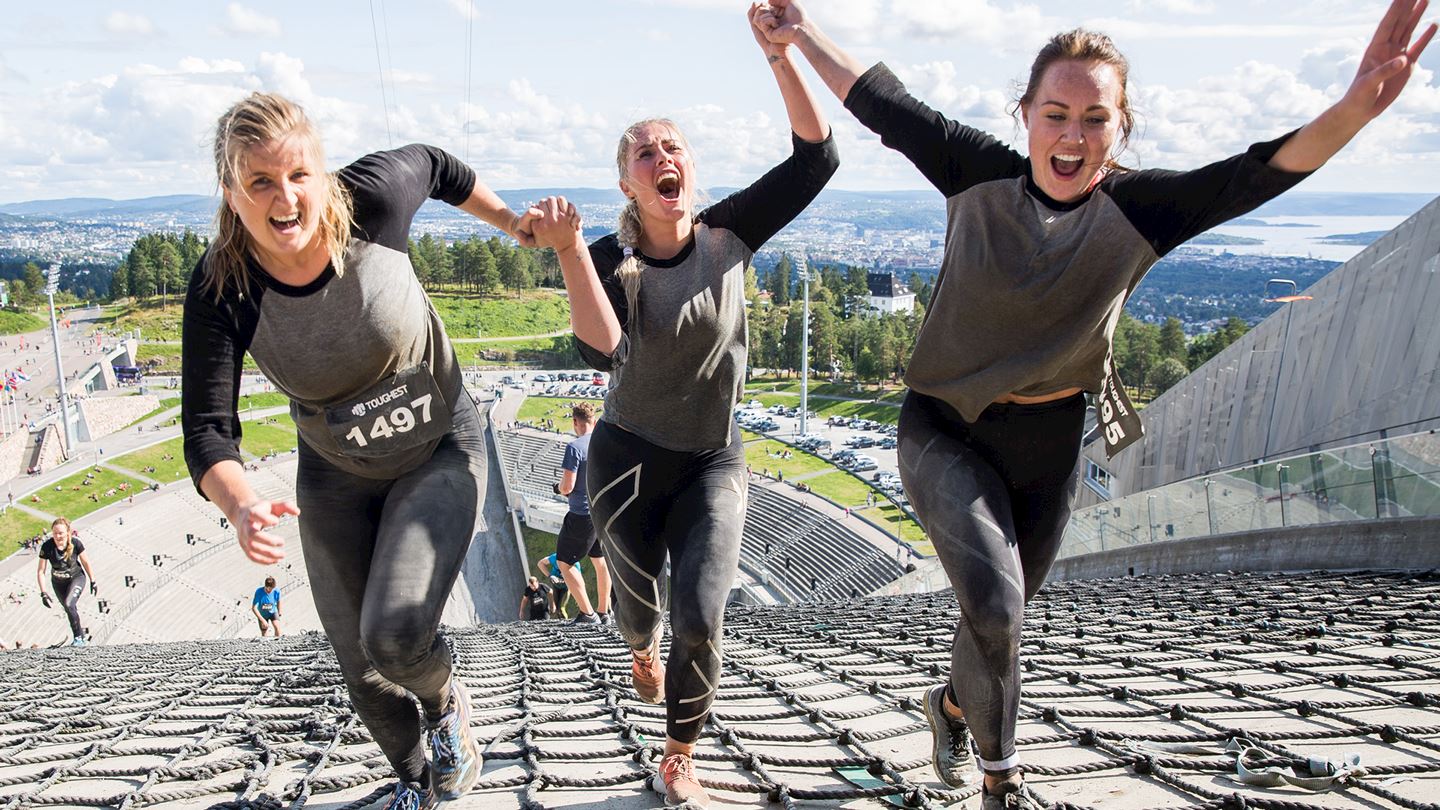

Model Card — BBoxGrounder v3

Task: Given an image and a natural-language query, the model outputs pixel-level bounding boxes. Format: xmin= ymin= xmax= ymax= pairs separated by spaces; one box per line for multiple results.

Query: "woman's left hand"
xmin=1340 ymin=0 xmax=1435 ymax=123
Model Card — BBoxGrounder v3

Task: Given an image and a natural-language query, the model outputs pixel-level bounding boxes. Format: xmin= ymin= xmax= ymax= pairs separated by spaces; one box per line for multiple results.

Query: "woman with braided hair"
xmin=528 ymin=5 xmax=838 ymax=806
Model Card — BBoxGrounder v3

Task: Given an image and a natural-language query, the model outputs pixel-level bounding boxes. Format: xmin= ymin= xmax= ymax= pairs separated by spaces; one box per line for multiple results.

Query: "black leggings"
xmin=51 ymin=572 xmax=87 ymax=638
xmin=587 ymin=420 xmax=746 ymax=744
xmin=296 ymin=397 xmax=487 ymax=785
xmin=897 ymin=391 xmax=1085 ymax=772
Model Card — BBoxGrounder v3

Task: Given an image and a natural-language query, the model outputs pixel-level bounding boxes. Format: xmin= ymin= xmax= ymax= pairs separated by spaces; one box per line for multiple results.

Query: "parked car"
xmin=849 ymin=455 xmax=878 ymax=472
xmin=877 ymin=437 xmax=897 ymax=449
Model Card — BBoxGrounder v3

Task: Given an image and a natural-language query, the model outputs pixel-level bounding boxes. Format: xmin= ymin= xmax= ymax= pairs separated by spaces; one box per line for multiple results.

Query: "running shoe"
xmin=631 ymin=637 xmax=665 ymax=704
xmin=981 ymin=773 xmax=1040 ymax=809
xmin=71 ymin=636 xmax=86 ymax=647
xmin=427 ymin=678 xmax=480 ymax=800
xmin=380 ymin=781 xmax=434 ymax=810
xmin=597 ymin=611 xmax=613 ymax=626
xmin=923 ymin=684 xmax=973 ymax=787
xmin=573 ymin=612 xmax=601 ymax=625
xmin=658 ymin=752 xmax=709 ymax=808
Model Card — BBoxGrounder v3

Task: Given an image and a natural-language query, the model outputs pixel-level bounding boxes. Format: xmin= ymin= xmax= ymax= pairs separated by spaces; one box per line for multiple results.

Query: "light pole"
xmin=796 ymin=253 xmax=811 ymax=438
xmin=1261 ymin=278 xmax=1312 ymax=461
xmin=46 ymin=264 xmax=75 ymax=453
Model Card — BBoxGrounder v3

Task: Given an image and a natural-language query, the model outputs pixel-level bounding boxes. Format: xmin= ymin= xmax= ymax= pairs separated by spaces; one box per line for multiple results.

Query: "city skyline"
xmin=2 ymin=1 xmax=1439 ymax=203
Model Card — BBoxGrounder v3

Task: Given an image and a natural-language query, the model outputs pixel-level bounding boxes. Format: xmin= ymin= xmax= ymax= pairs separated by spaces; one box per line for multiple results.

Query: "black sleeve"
xmin=1103 ymin=131 xmax=1314 ymax=257
xmin=573 ymin=235 xmax=630 ymax=372
xmin=181 ymin=258 xmax=260 ymax=498
xmin=698 ymin=131 xmax=840 ymax=252
xmin=844 ymin=63 xmax=1027 ymax=197
xmin=339 ymin=144 xmax=477 ymax=252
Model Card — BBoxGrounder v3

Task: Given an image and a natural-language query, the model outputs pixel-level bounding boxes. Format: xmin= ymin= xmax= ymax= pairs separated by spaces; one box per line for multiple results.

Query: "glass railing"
xmin=1060 ymin=430 xmax=1440 ymax=558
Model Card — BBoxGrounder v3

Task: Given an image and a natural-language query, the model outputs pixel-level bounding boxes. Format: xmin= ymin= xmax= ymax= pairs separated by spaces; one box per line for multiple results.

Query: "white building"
xmin=865 ymin=271 xmax=915 ymax=315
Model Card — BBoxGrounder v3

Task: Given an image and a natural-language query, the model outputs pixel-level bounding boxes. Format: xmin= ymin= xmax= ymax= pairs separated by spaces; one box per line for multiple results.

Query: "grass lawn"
xmin=136 ymin=344 xmax=260 ymax=374
xmin=126 ymin=396 xmax=181 ymax=428
xmin=742 ymin=392 xmax=899 ymax=425
xmin=110 ymin=437 xmax=189 ymax=484
xmin=240 ymin=419 xmax=298 ymax=458
xmin=515 ymin=396 xmax=601 ymax=426
xmin=238 ymin=392 xmax=291 ymax=411
xmin=430 ymin=290 xmax=571 ymax=338
xmin=0 ymin=310 xmax=46 ymax=335
xmin=857 ymin=504 xmax=932 ymax=556
xmin=0 ymin=508 xmax=49 ymax=561
xmin=100 ymin=299 xmax=185 ymax=341
xmin=30 ymin=467 xmax=148 ymax=521
xmin=520 ymin=524 xmax=604 ymax=620
xmin=453 ymin=335 xmax=575 ymax=366
xmin=803 ymin=471 xmax=878 ymax=508
xmin=744 ymin=440 xmax=831 ymax=480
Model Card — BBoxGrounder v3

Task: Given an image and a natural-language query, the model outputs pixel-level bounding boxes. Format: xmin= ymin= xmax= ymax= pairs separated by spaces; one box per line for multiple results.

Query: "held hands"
xmin=752 ymin=0 xmax=809 ymax=48
xmin=510 ymin=210 xmax=540 ymax=249
xmin=233 ymin=499 xmax=299 ymax=565
xmin=1341 ymin=0 xmax=1436 ymax=124
xmin=529 ymin=196 xmax=583 ymax=253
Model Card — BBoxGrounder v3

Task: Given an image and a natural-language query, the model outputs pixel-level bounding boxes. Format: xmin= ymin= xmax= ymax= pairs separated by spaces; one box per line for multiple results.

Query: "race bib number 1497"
xmin=324 ymin=363 xmax=452 ymax=458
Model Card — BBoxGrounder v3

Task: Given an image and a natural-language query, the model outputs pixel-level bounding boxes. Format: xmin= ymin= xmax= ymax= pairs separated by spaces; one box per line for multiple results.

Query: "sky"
xmin=1 ymin=0 xmax=1438 ymax=204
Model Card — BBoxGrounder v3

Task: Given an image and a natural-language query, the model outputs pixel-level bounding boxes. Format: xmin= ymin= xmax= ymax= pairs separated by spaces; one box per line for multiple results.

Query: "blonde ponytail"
xmin=615 ymin=200 xmax=646 ymax=328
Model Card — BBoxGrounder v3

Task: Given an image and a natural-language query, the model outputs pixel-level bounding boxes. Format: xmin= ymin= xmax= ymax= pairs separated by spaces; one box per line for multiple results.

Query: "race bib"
xmin=325 ymin=364 xmax=452 ymax=459
xmin=1098 ymin=353 xmax=1144 ymax=459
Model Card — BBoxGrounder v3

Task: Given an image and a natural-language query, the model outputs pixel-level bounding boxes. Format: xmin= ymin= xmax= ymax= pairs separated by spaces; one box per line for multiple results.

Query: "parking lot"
xmin=735 ymin=401 xmax=905 ymax=502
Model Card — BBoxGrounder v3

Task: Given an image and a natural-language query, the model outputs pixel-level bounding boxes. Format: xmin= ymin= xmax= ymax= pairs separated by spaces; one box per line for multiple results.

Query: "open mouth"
xmin=655 ymin=171 xmax=681 ymax=203
xmin=1050 ymin=154 xmax=1084 ymax=180
xmin=269 ymin=213 xmax=302 ymax=233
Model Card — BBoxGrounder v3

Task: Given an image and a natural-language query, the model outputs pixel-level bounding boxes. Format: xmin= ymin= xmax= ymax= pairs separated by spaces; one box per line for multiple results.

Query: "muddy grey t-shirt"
xmin=183 ymin=144 xmax=475 ymax=489
xmin=576 ymin=132 xmax=839 ymax=451
xmin=845 ymin=63 xmax=1311 ymax=422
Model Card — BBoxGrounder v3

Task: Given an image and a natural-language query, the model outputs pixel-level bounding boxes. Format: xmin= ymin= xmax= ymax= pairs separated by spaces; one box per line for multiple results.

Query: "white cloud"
xmin=443 ymin=0 xmax=481 ymax=18
xmin=221 ymin=4 xmax=282 ymax=38
xmin=103 ymin=11 xmax=156 ymax=37
xmin=1126 ymin=0 xmax=1215 ymax=13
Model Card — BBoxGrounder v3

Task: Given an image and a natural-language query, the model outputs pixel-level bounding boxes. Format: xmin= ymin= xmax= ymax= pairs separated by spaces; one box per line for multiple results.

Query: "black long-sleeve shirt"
xmin=183 ymin=144 xmax=475 ymax=492
xmin=845 ymin=63 xmax=1312 ymax=421
xmin=576 ymin=131 xmax=840 ymax=451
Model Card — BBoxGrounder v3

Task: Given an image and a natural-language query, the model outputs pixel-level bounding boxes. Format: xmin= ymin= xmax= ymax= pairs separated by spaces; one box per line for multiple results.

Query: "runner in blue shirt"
xmin=251 ymin=576 xmax=282 ymax=636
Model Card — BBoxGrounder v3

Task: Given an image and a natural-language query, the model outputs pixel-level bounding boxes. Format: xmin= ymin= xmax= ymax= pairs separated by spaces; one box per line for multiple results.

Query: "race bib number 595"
xmin=324 ymin=363 xmax=452 ymax=458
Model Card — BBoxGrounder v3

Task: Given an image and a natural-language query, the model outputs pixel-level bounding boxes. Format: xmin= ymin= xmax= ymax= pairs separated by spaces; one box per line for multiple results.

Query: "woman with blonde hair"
xmin=183 ymin=92 xmax=537 ymax=809
xmin=35 ymin=517 xmax=96 ymax=646
xmin=759 ymin=0 xmax=1434 ymax=805
xmin=529 ymin=6 xmax=839 ymax=806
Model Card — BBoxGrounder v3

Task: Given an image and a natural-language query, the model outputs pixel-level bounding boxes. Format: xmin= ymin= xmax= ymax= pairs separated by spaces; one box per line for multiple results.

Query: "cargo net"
xmin=2 ymin=570 xmax=1439 ymax=809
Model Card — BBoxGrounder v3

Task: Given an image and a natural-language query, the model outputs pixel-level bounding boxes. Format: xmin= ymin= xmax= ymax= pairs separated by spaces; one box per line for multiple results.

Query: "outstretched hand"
xmin=529 ymin=196 xmax=583 ymax=252
xmin=1342 ymin=0 xmax=1435 ymax=123
xmin=234 ymin=499 xmax=297 ymax=565
xmin=752 ymin=0 xmax=809 ymax=47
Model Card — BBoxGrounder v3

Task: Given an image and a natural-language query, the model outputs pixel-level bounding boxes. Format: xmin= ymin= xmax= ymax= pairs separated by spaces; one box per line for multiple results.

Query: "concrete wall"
xmin=74 ymin=395 xmax=160 ymax=444
xmin=1049 ymin=516 xmax=1440 ymax=581
xmin=1081 ymin=197 xmax=1440 ymax=504
xmin=445 ymin=413 xmax=526 ymax=625
xmin=0 ymin=430 xmax=29 ymax=481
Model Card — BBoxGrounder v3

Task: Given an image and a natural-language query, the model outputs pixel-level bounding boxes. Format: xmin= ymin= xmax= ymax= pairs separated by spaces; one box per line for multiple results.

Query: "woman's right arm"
xmin=35 ymin=558 xmax=46 ymax=589
xmin=758 ymin=0 xmax=1025 ymax=196
xmin=182 ymin=266 xmax=295 ymax=565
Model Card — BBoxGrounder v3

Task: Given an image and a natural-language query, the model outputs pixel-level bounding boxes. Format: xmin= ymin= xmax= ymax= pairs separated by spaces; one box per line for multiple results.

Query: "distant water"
xmin=1195 ymin=215 xmax=1410 ymax=262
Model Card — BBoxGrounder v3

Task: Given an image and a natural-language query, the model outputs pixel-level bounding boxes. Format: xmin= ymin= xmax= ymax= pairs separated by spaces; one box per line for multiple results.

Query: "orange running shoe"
xmin=659 ymin=752 xmax=709 ymax=808
xmin=631 ymin=638 xmax=665 ymax=704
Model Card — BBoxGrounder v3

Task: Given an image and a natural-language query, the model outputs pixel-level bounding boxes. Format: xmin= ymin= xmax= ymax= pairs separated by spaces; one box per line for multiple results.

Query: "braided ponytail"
xmin=615 ymin=200 xmax=646 ymax=329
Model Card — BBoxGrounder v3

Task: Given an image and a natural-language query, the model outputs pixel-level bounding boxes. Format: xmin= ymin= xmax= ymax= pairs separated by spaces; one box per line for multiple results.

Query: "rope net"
xmin=1 ymin=569 xmax=1438 ymax=809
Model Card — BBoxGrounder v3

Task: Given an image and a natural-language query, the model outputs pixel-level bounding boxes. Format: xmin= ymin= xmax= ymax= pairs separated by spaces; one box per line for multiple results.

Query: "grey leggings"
xmin=897 ymin=391 xmax=1085 ymax=772
xmin=51 ymin=571 xmax=87 ymax=638
xmin=296 ymin=397 xmax=487 ymax=785
xmin=586 ymin=420 xmax=747 ymax=744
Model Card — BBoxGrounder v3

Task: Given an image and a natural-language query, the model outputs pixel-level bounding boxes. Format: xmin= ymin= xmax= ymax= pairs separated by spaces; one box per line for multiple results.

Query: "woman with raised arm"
xmin=528 ymin=6 xmax=838 ymax=806
xmin=758 ymin=1 xmax=1433 ymax=806
xmin=183 ymin=93 xmax=538 ymax=810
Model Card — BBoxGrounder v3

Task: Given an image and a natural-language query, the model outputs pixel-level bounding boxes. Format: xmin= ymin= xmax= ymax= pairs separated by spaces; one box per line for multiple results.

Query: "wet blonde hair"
xmin=51 ymin=517 xmax=74 ymax=562
xmin=1011 ymin=29 xmax=1136 ymax=173
xmin=613 ymin=119 xmax=702 ymax=329
xmin=204 ymin=92 xmax=354 ymax=299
